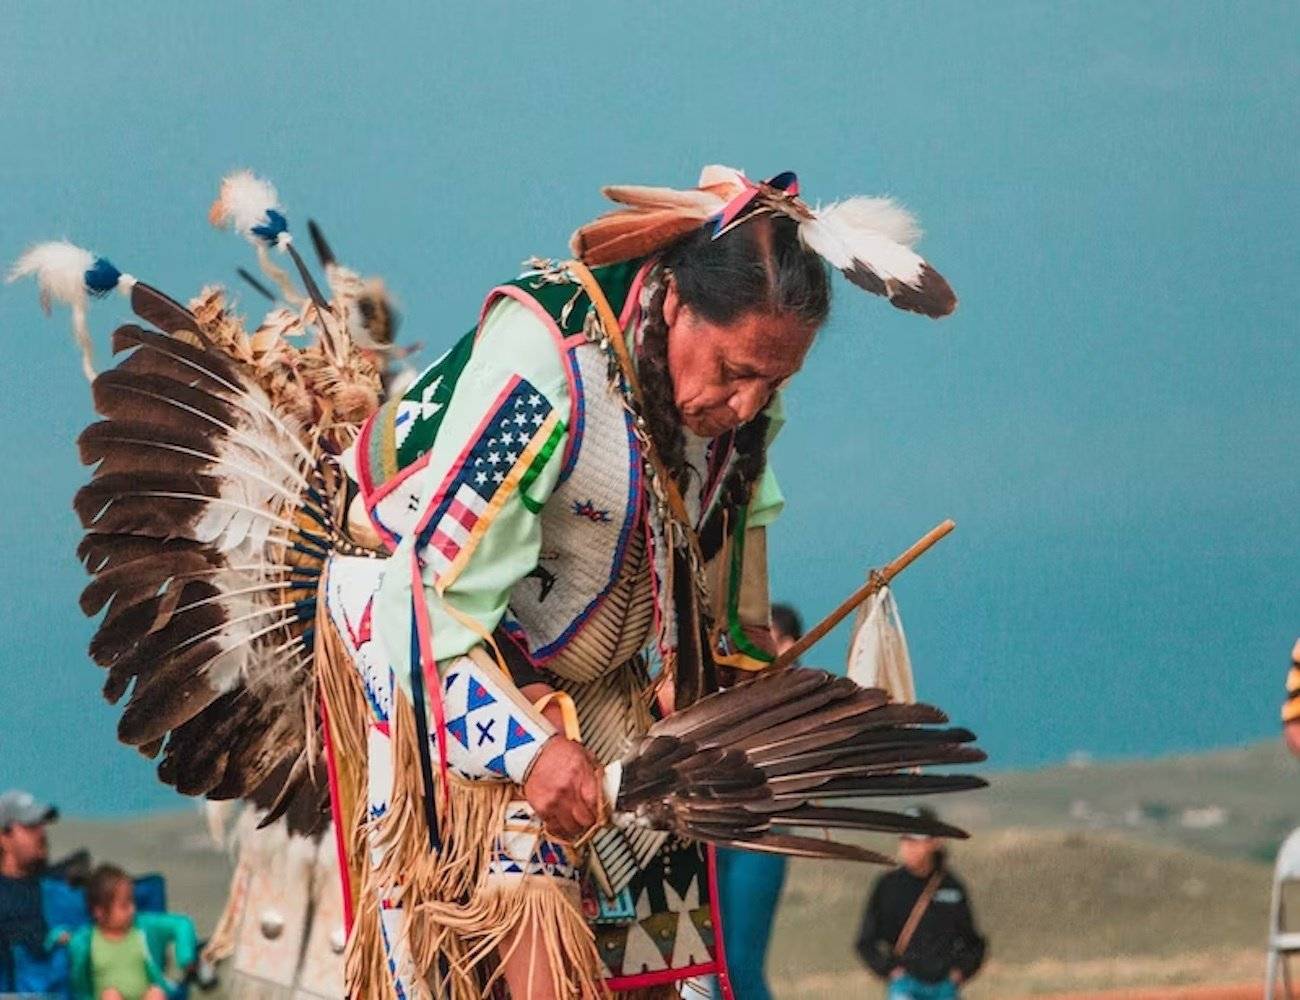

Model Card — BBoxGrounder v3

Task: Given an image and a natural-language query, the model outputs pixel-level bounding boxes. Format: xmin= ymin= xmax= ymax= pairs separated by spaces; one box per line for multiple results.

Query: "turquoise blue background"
xmin=1 ymin=2 xmax=1296 ymax=814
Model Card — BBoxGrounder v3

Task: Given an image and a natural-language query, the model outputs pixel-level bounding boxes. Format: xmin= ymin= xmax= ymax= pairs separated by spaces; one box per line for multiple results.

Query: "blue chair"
xmin=9 ymin=873 xmax=190 ymax=1000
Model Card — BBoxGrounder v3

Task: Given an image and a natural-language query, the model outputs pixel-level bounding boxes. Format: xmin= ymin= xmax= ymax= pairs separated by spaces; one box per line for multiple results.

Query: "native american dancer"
xmin=12 ymin=165 xmax=984 ymax=1000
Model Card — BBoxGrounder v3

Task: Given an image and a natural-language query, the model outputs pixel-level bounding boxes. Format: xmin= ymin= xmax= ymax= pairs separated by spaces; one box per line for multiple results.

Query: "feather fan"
xmin=609 ymin=668 xmax=984 ymax=862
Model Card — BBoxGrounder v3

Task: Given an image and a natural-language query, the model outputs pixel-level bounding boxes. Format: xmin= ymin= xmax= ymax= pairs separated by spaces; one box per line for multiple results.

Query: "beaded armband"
xmin=438 ymin=648 xmax=556 ymax=785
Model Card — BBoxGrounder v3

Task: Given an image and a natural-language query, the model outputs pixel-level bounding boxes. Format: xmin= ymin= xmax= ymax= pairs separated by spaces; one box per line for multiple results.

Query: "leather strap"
xmin=894 ymin=870 xmax=943 ymax=958
xmin=532 ymin=690 xmax=582 ymax=741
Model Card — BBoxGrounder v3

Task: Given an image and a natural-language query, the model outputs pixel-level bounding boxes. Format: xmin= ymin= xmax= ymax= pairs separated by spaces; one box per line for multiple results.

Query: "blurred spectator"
xmin=0 ymin=788 xmax=58 ymax=992
xmin=712 ymin=603 xmax=802 ymax=1000
xmin=1282 ymin=639 xmax=1300 ymax=756
xmin=59 ymin=864 xmax=196 ymax=1000
xmin=855 ymin=806 xmax=986 ymax=1000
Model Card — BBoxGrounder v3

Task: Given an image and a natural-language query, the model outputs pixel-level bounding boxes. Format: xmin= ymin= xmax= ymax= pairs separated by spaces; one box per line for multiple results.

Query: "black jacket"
xmin=855 ymin=865 xmax=986 ymax=984
xmin=0 ymin=873 xmax=47 ymax=990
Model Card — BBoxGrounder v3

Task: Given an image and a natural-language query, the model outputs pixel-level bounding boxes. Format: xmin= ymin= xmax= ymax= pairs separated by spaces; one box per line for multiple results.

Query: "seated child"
xmin=61 ymin=864 xmax=196 ymax=1000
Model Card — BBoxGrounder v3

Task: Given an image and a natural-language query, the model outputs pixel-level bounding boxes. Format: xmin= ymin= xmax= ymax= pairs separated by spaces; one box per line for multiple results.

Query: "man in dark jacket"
xmin=855 ymin=806 xmax=986 ymax=999
xmin=0 ymin=788 xmax=59 ymax=992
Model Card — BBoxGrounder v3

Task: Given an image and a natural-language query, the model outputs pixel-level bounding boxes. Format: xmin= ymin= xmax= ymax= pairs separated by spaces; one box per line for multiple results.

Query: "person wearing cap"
xmin=0 ymin=789 xmax=59 ymax=992
xmin=854 ymin=806 xmax=985 ymax=999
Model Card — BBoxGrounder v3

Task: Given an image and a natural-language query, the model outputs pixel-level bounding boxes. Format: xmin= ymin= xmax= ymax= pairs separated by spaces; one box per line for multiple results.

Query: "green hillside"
xmin=946 ymin=740 xmax=1300 ymax=863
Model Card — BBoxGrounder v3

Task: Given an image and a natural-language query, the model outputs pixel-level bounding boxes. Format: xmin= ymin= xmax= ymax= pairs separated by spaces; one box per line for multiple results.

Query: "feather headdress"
xmin=571 ymin=165 xmax=957 ymax=318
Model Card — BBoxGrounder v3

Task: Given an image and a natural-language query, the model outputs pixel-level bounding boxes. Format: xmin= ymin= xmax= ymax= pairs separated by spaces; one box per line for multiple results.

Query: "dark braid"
xmin=637 ymin=283 xmax=689 ymax=491
xmin=698 ymin=413 xmax=769 ymax=559
xmin=637 ymin=214 xmax=831 ymax=556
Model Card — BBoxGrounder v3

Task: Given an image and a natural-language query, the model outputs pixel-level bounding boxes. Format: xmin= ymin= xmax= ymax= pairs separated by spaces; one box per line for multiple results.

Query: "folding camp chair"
xmin=1265 ymin=828 xmax=1300 ymax=998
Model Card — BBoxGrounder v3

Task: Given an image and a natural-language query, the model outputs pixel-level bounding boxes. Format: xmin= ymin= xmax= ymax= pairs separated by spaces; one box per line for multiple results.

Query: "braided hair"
xmin=637 ymin=214 xmax=830 ymax=558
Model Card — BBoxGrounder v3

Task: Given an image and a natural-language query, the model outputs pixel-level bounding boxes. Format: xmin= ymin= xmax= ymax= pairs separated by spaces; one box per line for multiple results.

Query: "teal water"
xmin=0 ymin=2 xmax=1296 ymax=815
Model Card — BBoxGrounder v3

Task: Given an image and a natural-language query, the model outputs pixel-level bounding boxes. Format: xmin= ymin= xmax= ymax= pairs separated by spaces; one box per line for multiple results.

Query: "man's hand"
xmin=523 ymin=736 xmax=602 ymax=841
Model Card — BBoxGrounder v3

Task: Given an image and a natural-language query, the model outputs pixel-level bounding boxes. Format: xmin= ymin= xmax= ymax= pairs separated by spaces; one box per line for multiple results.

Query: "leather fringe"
xmin=336 ymin=663 xmax=607 ymax=998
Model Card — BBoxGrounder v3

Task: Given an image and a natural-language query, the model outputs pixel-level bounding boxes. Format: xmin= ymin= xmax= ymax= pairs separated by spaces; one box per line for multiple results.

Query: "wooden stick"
xmin=769 ymin=519 xmax=955 ymax=671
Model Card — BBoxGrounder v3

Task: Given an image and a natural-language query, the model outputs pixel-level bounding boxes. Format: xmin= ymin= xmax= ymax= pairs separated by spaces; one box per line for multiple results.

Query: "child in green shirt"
xmin=58 ymin=864 xmax=196 ymax=1000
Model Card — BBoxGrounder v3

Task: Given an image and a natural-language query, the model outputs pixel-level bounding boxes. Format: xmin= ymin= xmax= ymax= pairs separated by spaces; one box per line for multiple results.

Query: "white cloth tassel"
xmin=255 ymin=244 xmax=305 ymax=305
xmin=69 ymin=302 xmax=96 ymax=382
xmin=845 ymin=585 xmax=916 ymax=704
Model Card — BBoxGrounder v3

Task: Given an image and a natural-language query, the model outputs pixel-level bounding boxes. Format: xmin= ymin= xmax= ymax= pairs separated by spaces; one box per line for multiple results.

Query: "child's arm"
xmin=136 ymin=912 xmax=199 ymax=973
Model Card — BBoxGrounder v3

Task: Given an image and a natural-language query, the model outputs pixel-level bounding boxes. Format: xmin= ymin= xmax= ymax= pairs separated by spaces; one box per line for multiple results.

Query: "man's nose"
xmin=729 ymin=384 xmax=768 ymax=424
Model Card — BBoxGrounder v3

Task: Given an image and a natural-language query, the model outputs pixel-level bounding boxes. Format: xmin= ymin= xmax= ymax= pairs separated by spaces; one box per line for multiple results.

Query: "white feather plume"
xmin=8 ymin=240 xmax=100 ymax=381
xmin=211 ymin=170 xmax=283 ymax=242
xmin=821 ymin=197 xmax=922 ymax=248
xmin=7 ymin=240 xmax=96 ymax=313
xmin=800 ymin=209 xmax=926 ymax=284
xmin=799 ymin=197 xmax=956 ymax=317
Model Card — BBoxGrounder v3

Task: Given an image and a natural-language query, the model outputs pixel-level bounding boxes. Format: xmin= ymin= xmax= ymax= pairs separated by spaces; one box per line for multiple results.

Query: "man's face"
xmin=770 ymin=623 xmax=797 ymax=657
xmin=0 ymin=822 xmax=49 ymax=875
xmin=898 ymin=835 xmax=940 ymax=875
xmin=663 ymin=283 xmax=816 ymax=439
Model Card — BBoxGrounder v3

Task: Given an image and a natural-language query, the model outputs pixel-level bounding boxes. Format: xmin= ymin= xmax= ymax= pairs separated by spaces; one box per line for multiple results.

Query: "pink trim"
xmin=365 ymin=451 xmax=428 ymax=509
xmin=606 ymin=961 xmax=721 ymax=992
xmin=618 ymin=261 xmax=653 ymax=329
xmin=479 ymin=285 xmax=581 ymax=473
xmin=319 ymin=693 xmax=355 ymax=933
xmin=708 ymin=845 xmax=735 ymax=1000
xmin=365 ymin=452 xmax=430 ymax=552
xmin=354 ymin=411 xmax=396 ymax=551
xmin=356 ymin=412 xmax=377 ymax=497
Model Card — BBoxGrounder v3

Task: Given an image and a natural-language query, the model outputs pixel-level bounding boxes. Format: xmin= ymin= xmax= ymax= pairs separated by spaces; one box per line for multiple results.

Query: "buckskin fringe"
xmin=421 ymin=875 xmax=609 ymax=1000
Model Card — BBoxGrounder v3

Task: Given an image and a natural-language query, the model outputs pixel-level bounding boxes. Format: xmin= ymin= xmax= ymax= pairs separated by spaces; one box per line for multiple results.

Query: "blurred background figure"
xmin=60 ymin=863 xmax=196 ymax=1000
xmin=712 ymin=603 xmax=803 ymax=1000
xmin=0 ymin=788 xmax=59 ymax=993
xmin=1281 ymin=639 xmax=1300 ymax=757
xmin=855 ymin=806 xmax=985 ymax=1000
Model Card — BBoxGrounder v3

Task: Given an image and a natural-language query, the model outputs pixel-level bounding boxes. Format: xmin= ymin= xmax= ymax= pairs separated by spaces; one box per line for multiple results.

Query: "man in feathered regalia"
xmin=13 ymin=165 xmax=984 ymax=999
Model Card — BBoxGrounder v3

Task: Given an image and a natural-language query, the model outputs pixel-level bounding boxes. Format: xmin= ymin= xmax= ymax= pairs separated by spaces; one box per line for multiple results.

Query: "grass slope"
xmin=769 ymin=828 xmax=1270 ymax=998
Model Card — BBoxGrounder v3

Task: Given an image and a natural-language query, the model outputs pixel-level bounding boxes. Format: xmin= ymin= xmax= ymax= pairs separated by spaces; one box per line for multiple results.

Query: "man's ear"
xmin=663 ymin=279 xmax=681 ymax=327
